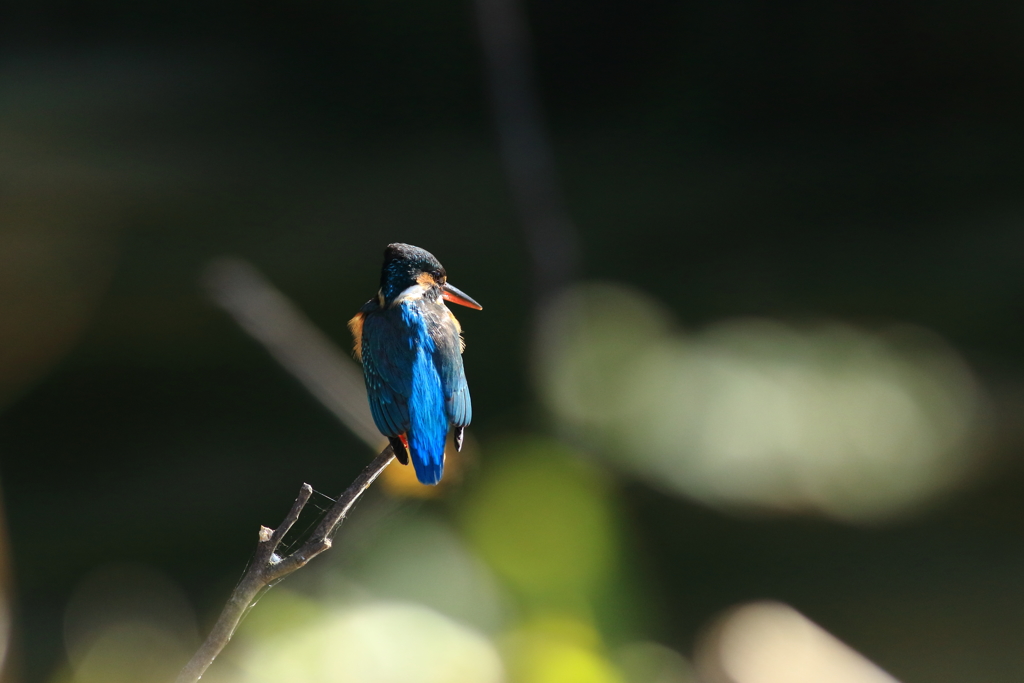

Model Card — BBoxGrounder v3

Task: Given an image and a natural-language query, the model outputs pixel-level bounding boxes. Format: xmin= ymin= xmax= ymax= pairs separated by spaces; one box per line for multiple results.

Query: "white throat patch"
xmin=390 ymin=284 xmax=434 ymax=307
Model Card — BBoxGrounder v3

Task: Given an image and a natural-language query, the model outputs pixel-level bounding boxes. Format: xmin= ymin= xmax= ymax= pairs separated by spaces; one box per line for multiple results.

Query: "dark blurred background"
xmin=2 ymin=1 xmax=1024 ymax=682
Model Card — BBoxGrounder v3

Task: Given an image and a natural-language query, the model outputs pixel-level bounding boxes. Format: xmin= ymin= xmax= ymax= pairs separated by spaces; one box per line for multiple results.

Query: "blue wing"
xmin=441 ymin=357 xmax=471 ymax=427
xmin=436 ymin=309 xmax=472 ymax=428
xmin=360 ymin=305 xmax=413 ymax=438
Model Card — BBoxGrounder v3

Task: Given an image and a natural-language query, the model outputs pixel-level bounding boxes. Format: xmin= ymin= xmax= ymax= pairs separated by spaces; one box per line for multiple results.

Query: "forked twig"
xmin=174 ymin=445 xmax=395 ymax=683
xmin=174 ymin=260 xmax=395 ymax=682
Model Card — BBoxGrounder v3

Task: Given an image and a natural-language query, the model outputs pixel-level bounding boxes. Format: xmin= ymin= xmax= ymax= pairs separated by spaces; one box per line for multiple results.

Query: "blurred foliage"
xmin=236 ymin=597 xmax=503 ymax=683
xmin=539 ymin=284 xmax=989 ymax=520
xmin=340 ymin=508 xmax=506 ymax=634
xmin=502 ymin=616 xmax=622 ymax=683
xmin=462 ymin=438 xmax=616 ymax=606
xmin=613 ymin=643 xmax=693 ymax=683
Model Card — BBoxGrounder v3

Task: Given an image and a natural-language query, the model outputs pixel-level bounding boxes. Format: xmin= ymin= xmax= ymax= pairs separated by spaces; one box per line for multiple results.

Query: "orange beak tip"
xmin=441 ymin=283 xmax=483 ymax=310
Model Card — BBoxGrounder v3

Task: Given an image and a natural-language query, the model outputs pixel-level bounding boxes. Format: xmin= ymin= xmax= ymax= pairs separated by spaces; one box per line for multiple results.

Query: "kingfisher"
xmin=348 ymin=243 xmax=482 ymax=485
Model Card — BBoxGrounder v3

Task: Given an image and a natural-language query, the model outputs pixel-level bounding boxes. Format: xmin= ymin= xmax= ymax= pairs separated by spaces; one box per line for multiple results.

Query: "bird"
xmin=348 ymin=243 xmax=482 ymax=485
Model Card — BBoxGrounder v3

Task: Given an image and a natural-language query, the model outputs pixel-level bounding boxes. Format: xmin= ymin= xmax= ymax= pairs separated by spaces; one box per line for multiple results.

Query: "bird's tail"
xmin=407 ymin=339 xmax=447 ymax=485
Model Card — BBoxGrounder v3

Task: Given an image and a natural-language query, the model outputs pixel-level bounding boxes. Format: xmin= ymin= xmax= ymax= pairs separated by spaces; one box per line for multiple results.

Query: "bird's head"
xmin=379 ymin=243 xmax=482 ymax=310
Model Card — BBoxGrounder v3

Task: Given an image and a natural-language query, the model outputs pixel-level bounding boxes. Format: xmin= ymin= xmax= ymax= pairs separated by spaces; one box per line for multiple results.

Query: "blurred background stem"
xmin=474 ymin=0 xmax=580 ymax=303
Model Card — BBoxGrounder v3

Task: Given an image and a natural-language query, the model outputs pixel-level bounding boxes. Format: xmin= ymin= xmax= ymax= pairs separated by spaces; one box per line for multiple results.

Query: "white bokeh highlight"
xmin=697 ymin=602 xmax=898 ymax=683
xmin=538 ymin=283 xmax=988 ymax=520
xmin=238 ymin=601 xmax=504 ymax=683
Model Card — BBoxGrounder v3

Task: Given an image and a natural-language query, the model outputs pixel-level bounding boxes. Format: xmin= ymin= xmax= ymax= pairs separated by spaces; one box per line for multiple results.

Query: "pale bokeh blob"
xmin=695 ymin=602 xmax=898 ymax=683
xmin=236 ymin=599 xmax=504 ymax=683
xmin=57 ymin=563 xmax=199 ymax=683
xmin=538 ymin=283 xmax=989 ymax=521
xmin=58 ymin=622 xmax=191 ymax=683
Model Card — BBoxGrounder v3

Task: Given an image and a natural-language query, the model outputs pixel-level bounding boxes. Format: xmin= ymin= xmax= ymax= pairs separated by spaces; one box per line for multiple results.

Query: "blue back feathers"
xmin=358 ymin=296 xmax=471 ymax=484
xmin=403 ymin=304 xmax=448 ymax=484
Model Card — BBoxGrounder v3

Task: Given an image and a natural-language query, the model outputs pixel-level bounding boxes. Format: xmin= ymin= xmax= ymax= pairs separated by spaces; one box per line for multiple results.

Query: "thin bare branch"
xmin=175 ymin=446 xmax=395 ymax=683
xmin=269 ymin=483 xmax=313 ymax=546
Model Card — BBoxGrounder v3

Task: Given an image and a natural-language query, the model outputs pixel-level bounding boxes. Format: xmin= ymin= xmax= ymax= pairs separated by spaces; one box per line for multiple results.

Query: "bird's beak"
xmin=442 ymin=282 xmax=483 ymax=310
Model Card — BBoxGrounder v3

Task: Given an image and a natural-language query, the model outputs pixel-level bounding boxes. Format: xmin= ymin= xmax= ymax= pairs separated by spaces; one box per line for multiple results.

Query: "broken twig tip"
xmin=258 ymin=526 xmax=273 ymax=542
